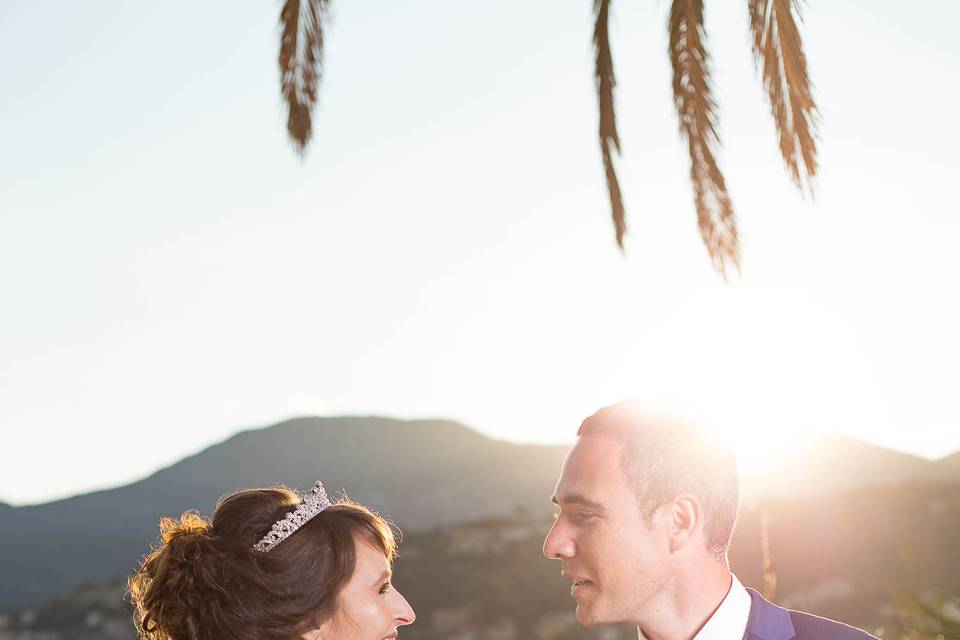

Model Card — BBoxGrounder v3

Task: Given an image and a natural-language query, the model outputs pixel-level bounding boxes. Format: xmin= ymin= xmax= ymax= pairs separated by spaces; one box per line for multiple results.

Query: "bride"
xmin=129 ymin=480 xmax=415 ymax=639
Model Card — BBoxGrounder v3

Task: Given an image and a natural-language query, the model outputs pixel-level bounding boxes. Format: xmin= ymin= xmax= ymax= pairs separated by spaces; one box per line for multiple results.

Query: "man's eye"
xmin=574 ymin=512 xmax=597 ymax=524
xmin=379 ymin=582 xmax=391 ymax=595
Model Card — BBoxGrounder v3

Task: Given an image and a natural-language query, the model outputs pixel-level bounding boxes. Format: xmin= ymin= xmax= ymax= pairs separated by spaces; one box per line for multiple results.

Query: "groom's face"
xmin=543 ymin=433 xmax=671 ymax=626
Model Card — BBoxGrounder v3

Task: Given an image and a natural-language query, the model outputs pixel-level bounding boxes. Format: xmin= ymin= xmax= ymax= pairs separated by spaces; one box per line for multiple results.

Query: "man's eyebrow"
xmin=550 ymin=493 xmax=607 ymax=512
xmin=374 ymin=569 xmax=392 ymax=586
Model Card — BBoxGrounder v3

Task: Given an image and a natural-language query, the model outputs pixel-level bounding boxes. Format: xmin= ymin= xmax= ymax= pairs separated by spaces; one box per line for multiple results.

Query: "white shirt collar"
xmin=637 ymin=573 xmax=752 ymax=640
xmin=692 ymin=573 xmax=751 ymax=640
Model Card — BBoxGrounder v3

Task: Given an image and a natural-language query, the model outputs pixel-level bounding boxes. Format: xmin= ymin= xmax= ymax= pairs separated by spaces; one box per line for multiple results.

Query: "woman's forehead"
xmin=352 ymin=540 xmax=390 ymax=579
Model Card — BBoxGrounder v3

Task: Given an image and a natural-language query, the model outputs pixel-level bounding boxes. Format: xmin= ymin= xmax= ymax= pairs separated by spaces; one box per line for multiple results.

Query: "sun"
xmin=687 ymin=402 xmax=819 ymax=476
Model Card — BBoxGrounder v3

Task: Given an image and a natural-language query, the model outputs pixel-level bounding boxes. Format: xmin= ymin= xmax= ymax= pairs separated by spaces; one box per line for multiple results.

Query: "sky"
xmin=2 ymin=1 xmax=959 ymax=506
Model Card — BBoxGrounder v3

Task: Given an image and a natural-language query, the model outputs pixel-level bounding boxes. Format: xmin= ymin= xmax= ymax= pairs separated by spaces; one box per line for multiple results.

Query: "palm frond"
xmin=760 ymin=510 xmax=777 ymax=600
xmin=279 ymin=0 xmax=331 ymax=154
xmin=748 ymin=0 xmax=819 ymax=190
xmin=593 ymin=0 xmax=627 ymax=249
xmin=669 ymin=0 xmax=740 ymax=276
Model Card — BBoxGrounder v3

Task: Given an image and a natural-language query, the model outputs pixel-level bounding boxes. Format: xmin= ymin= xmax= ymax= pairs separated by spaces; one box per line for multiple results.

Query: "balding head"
xmin=578 ymin=400 xmax=740 ymax=561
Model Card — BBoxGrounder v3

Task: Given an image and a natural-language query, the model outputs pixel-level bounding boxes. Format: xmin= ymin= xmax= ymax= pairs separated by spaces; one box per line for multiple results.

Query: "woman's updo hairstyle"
xmin=128 ymin=486 xmax=396 ymax=640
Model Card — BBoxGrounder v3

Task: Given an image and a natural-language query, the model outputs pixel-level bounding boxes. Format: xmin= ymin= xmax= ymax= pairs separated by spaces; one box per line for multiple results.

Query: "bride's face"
xmin=305 ymin=539 xmax=415 ymax=640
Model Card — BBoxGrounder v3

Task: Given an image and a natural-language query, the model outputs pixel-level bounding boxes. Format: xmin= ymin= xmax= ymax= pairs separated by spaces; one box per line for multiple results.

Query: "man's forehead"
xmin=553 ymin=434 xmax=628 ymax=501
xmin=564 ymin=432 xmax=625 ymax=469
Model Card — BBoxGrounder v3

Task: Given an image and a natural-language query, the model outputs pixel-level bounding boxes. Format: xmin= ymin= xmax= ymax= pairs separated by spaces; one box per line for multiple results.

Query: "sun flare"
xmin=685 ymin=399 xmax=821 ymax=476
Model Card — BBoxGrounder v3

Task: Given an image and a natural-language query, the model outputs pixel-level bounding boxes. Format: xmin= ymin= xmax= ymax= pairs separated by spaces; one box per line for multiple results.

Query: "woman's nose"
xmin=394 ymin=591 xmax=415 ymax=625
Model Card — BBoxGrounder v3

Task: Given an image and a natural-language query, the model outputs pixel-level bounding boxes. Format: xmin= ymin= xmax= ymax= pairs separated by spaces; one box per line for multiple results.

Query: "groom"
xmin=543 ymin=400 xmax=877 ymax=640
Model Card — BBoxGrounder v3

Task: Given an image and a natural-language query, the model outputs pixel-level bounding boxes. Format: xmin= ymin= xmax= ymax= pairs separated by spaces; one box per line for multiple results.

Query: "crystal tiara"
xmin=253 ymin=480 xmax=332 ymax=552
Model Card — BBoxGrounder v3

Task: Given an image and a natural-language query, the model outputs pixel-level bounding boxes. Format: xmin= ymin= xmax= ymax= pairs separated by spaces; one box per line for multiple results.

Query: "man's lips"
xmin=562 ymin=570 xmax=595 ymax=592
xmin=571 ymin=579 xmax=595 ymax=599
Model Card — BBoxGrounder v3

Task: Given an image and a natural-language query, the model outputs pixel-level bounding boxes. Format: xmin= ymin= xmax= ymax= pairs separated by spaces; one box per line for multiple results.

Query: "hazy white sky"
xmin=2 ymin=1 xmax=958 ymax=506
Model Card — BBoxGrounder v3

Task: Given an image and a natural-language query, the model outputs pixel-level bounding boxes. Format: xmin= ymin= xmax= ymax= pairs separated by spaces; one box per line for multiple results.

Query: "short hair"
xmin=128 ymin=486 xmax=396 ymax=640
xmin=578 ymin=400 xmax=739 ymax=560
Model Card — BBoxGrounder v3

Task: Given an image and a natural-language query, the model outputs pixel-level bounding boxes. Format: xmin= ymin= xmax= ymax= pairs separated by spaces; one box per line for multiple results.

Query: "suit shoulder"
xmin=789 ymin=608 xmax=878 ymax=640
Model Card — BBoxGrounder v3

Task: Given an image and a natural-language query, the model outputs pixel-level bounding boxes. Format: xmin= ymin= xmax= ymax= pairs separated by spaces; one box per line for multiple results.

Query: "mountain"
xmin=0 ymin=417 xmax=567 ymax=607
xmin=933 ymin=450 xmax=960 ymax=480
xmin=1 ymin=416 xmax=956 ymax=608
xmin=740 ymin=433 xmax=941 ymax=499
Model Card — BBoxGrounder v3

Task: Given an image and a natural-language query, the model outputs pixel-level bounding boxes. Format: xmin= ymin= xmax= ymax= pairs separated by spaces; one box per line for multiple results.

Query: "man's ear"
xmin=666 ymin=493 xmax=702 ymax=553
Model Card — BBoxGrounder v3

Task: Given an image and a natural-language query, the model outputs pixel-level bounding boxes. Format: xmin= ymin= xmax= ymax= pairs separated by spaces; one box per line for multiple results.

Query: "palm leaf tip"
xmin=670 ymin=0 xmax=741 ymax=276
xmin=593 ymin=0 xmax=627 ymax=249
xmin=279 ymin=0 xmax=330 ymax=154
xmin=749 ymin=0 xmax=820 ymax=192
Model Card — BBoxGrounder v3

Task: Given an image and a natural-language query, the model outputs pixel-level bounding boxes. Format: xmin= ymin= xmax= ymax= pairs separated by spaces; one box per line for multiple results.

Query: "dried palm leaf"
xmin=669 ymin=0 xmax=740 ymax=276
xmin=760 ymin=510 xmax=777 ymax=600
xmin=749 ymin=0 xmax=819 ymax=190
xmin=593 ymin=0 xmax=627 ymax=249
xmin=279 ymin=0 xmax=331 ymax=154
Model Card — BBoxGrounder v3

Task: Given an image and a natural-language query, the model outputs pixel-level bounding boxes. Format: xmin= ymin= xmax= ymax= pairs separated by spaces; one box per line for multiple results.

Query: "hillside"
xmin=1 ymin=416 xmax=956 ymax=607
xmin=740 ymin=432 xmax=936 ymax=499
xmin=4 ymin=480 xmax=959 ymax=640
xmin=0 ymin=417 xmax=567 ymax=607
xmin=933 ymin=450 xmax=960 ymax=480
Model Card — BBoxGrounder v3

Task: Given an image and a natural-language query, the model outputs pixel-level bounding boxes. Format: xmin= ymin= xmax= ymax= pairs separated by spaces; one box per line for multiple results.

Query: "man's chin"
xmin=574 ymin=603 xmax=604 ymax=627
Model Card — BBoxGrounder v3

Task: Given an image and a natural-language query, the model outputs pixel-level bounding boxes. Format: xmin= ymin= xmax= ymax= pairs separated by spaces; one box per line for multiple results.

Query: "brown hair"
xmin=578 ymin=401 xmax=739 ymax=561
xmin=128 ymin=486 xmax=396 ymax=640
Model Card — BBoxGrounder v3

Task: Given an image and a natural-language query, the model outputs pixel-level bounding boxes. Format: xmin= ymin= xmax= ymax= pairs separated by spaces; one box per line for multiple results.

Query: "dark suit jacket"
xmin=745 ymin=588 xmax=878 ymax=640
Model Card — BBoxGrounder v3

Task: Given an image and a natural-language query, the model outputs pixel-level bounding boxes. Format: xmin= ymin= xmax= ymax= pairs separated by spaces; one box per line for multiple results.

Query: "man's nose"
xmin=543 ymin=519 xmax=575 ymax=559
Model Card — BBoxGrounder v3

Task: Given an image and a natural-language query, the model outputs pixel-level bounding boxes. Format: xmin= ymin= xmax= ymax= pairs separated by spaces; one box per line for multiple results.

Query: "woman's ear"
xmin=302 ymin=614 xmax=337 ymax=640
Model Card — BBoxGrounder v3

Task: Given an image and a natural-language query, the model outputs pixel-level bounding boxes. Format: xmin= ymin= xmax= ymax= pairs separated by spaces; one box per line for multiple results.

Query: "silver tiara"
xmin=253 ymin=481 xmax=332 ymax=552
